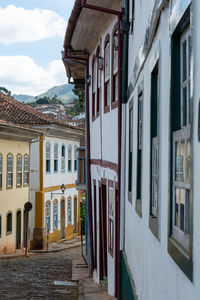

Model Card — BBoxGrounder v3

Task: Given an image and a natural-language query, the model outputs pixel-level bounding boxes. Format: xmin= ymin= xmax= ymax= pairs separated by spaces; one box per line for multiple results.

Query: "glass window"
xmin=61 ymin=145 xmax=65 ymax=172
xmin=17 ymin=155 xmax=22 ymax=186
xmin=68 ymin=197 xmax=72 ymax=225
xmin=108 ymin=189 xmax=114 ymax=254
xmin=46 ymin=202 xmax=51 ymax=233
xmin=53 ymin=201 xmax=58 ymax=230
xmin=46 ymin=143 xmax=51 ymax=173
xmin=54 ymin=144 xmax=58 ymax=172
xmin=104 ymin=40 xmax=110 ymax=108
xmin=7 ymin=154 xmax=13 ymax=188
xmin=24 ymin=155 xmax=29 ymax=185
xmin=74 ymin=146 xmax=77 ymax=171
xmin=68 ymin=145 xmax=72 ymax=172
xmin=7 ymin=212 xmax=12 ymax=234
xmin=128 ymin=103 xmax=133 ymax=202
xmin=113 ymin=30 xmax=118 ymax=103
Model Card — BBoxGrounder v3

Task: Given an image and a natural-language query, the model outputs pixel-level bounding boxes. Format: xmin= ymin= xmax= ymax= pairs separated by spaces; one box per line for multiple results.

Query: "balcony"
xmin=76 ymin=147 xmax=86 ymax=190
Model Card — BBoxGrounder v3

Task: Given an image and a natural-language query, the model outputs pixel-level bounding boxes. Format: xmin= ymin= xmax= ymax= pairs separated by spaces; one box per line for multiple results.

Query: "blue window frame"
xmin=54 ymin=143 xmax=58 ymax=172
xmin=68 ymin=197 xmax=72 ymax=225
xmin=68 ymin=145 xmax=72 ymax=172
xmin=46 ymin=202 xmax=51 ymax=233
xmin=46 ymin=142 xmax=51 ymax=173
xmin=61 ymin=145 xmax=65 ymax=173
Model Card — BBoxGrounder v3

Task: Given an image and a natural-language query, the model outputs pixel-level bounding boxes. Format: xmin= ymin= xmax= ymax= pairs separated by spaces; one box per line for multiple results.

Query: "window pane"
xmin=182 ymin=86 xmax=187 ymax=127
xmin=105 ymin=42 xmax=110 ymax=80
xmin=182 ymin=39 xmax=187 ymax=81
xmin=187 ymin=140 xmax=191 ymax=184
xmin=180 ymin=141 xmax=185 ymax=182
xmin=180 ymin=189 xmax=185 ymax=232
xmin=0 ymin=155 xmax=2 ymax=173
xmin=24 ymin=156 xmax=29 ymax=171
xmin=185 ymin=190 xmax=190 ymax=234
xmin=175 ymin=189 xmax=179 ymax=227
xmin=46 ymin=143 xmax=50 ymax=159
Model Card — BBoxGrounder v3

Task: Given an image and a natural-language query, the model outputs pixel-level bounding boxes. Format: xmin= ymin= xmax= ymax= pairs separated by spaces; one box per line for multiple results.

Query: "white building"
xmin=121 ymin=0 xmax=200 ymax=299
xmin=63 ymin=0 xmax=123 ymax=297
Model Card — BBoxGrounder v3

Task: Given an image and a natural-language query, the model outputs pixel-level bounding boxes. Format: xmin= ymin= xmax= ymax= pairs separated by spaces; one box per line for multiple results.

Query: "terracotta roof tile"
xmin=0 ymin=93 xmax=84 ymax=131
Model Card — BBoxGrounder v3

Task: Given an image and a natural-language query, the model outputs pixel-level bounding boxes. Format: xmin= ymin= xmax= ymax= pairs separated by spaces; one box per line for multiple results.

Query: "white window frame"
xmin=24 ymin=155 xmax=29 ymax=185
xmin=17 ymin=154 xmax=22 ymax=186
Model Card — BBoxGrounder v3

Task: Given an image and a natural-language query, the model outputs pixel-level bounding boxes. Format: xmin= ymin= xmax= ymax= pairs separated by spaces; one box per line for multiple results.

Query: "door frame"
xmin=16 ymin=210 xmax=21 ymax=249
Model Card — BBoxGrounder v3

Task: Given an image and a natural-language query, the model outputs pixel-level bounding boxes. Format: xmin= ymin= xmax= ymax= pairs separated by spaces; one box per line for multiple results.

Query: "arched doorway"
xmin=73 ymin=196 xmax=78 ymax=234
xmin=16 ymin=210 xmax=21 ymax=249
xmin=61 ymin=199 xmax=65 ymax=239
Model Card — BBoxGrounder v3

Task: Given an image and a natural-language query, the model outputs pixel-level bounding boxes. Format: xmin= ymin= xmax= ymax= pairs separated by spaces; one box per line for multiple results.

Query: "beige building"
xmin=0 ymin=120 xmax=40 ymax=255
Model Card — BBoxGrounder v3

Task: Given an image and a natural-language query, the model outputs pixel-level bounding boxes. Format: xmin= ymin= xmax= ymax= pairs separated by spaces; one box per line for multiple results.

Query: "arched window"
xmin=74 ymin=145 xmax=77 ymax=171
xmin=96 ymin=46 xmax=101 ymax=115
xmin=68 ymin=145 xmax=72 ymax=172
xmin=0 ymin=154 xmax=2 ymax=189
xmin=46 ymin=142 xmax=51 ymax=173
xmin=61 ymin=145 xmax=65 ymax=172
xmin=112 ymin=29 xmax=118 ymax=104
xmin=46 ymin=202 xmax=51 ymax=233
xmin=17 ymin=154 xmax=22 ymax=186
xmin=7 ymin=212 xmax=12 ymax=234
xmin=54 ymin=143 xmax=58 ymax=172
xmin=53 ymin=200 xmax=58 ymax=230
xmin=24 ymin=155 xmax=29 ymax=185
xmin=67 ymin=197 xmax=72 ymax=225
xmin=92 ymin=55 xmax=96 ymax=118
xmin=104 ymin=37 xmax=110 ymax=111
xmin=7 ymin=154 xmax=13 ymax=188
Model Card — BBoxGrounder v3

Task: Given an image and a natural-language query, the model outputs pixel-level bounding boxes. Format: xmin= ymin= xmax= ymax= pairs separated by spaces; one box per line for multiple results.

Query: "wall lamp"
xmin=97 ymin=56 xmax=104 ymax=71
xmin=51 ymin=184 xmax=66 ymax=199
xmin=85 ymin=74 xmax=91 ymax=86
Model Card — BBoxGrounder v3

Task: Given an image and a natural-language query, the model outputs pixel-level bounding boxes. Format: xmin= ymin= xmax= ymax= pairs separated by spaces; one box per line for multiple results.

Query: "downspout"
xmin=119 ymin=0 xmax=129 ymax=298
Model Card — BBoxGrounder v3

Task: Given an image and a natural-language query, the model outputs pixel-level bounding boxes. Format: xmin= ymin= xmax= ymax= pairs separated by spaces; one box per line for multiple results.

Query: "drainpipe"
xmin=119 ymin=0 xmax=129 ymax=297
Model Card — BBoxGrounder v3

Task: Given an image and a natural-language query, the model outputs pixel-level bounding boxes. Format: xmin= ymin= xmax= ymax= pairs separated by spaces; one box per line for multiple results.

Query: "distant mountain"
xmin=13 ymin=84 xmax=77 ymax=104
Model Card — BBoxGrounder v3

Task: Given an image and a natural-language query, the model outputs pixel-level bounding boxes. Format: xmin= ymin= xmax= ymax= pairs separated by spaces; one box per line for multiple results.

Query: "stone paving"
xmin=0 ymin=251 xmax=78 ymax=300
xmin=0 ymin=239 xmax=115 ymax=300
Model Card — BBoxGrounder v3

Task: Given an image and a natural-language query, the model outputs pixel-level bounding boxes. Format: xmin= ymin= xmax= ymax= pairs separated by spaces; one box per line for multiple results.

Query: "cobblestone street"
xmin=0 ymin=250 xmax=78 ymax=300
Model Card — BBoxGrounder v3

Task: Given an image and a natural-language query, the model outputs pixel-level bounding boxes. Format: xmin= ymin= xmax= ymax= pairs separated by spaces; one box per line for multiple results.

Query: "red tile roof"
xmin=0 ymin=92 xmax=84 ymax=131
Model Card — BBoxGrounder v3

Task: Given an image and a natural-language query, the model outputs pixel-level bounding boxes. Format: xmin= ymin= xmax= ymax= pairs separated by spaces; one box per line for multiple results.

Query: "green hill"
xmin=13 ymin=84 xmax=77 ymax=104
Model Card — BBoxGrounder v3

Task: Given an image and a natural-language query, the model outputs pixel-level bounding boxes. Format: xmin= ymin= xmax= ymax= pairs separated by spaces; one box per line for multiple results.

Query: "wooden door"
xmin=61 ymin=199 xmax=65 ymax=239
xmin=73 ymin=197 xmax=77 ymax=233
xmin=16 ymin=210 xmax=21 ymax=249
xmin=101 ymin=184 xmax=107 ymax=278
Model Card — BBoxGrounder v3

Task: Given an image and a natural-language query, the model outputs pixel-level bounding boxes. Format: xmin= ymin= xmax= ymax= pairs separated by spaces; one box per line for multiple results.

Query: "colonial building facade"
xmin=0 ymin=93 xmax=84 ymax=251
xmin=0 ymin=119 xmax=40 ymax=254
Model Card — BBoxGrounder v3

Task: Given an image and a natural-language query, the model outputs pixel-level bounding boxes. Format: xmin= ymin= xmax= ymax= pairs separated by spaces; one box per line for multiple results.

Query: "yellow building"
xmin=0 ymin=120 xmax=40 ymax=255
xmin=0 ymin=93 xmax=84 ymax=250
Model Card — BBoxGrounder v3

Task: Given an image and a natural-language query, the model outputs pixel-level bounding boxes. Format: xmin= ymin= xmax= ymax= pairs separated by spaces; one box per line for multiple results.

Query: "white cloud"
xmin=0 ymin=56 xmax=67 ymax=95
xmin=0 ymin=5 xmax=66 ymax=44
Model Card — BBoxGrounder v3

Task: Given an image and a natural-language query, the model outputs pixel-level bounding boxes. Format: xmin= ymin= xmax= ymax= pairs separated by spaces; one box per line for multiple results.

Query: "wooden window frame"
xmin=54 ymin=143 xmax=58 ymax=173
xmin=111 ymin=24 xmax=119 ymax=110
xmin=168 ymin=6 xmax=193 ymax=281
xmin=16 ymin=154 xmax=22 ymax=188
xmin=7 ymin=153 xmax=13 ymax=189
xmin=6 ymin=211 xmax=12 ymax=235
xmin=96 ymin=46 xmax=100 ymax=118
xmin=128 ymin=99 xmax=133 ymax=203
xmin=61 ymin=144 xmax=65 ymax=173
xmin=135 ymin=81 xmax=143 ymax=217
xmin=23 ymin=154 xmax=29 ymax=186
xmin=68 ymin=144 xmax=72 ymax=172
xmin=149 ymin=57 xmax=160 ymax=239
xmin=46 ymin=142 xmax=51 ymax=173
xmin=92 ymin=55 xmax=96 ymax=121
xmin=53 ymin=200 xmax=58 ymax=231
xmin=67 ymin=196 xmax=72 ymax=225
xmin=104 ymin=35 xmax=110 ymax=114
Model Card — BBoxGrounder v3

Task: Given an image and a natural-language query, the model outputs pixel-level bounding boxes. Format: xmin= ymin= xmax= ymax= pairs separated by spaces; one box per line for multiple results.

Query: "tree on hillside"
xmin=0 ymin=87 xmax=12 ymax=97
xmin=36 ymin=97 xmax=50 ymax=104
xmin=50 ymin=94 xmax=63 ymax=104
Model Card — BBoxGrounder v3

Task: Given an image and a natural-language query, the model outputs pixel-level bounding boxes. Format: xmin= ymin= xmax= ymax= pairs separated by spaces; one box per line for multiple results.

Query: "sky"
xmin=0 ymin=0 xmax=75 ymax=96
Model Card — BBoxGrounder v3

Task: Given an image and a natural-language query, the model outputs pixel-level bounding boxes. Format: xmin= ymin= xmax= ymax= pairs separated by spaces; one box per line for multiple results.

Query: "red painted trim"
xmin=82 ymin=0 xmax=121 ymax=16
xmin=86 ymin=60 xmax=94 ymax=272
xmin=91 ymin=159 xmax=118 ymax=173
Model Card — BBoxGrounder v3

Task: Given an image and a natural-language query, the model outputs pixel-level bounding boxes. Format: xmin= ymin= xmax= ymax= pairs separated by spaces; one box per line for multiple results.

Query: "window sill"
xmin=6 ymin=186 xmax=13 ymax=190
xmin=6 ymin=231 xmax=12 ymax=236
xmin=111 ymin=100 xmax=118 ymax=110
xmin=149 ymin=215 xmax=159 ymax=239
xmin=16 ymin=185 xmax=22 ymax=188
xmin=135 ymin=199 xmax=142 ymax=217
xmin=104 ymin=105 xmax=110 ymax=114
xmin=168 ymin=237 xmax=192 ymax=281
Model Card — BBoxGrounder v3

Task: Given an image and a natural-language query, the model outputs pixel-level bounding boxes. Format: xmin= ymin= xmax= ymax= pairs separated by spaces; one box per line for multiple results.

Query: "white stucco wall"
xmin=123 ymin=0 xmax=200 ymax=299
